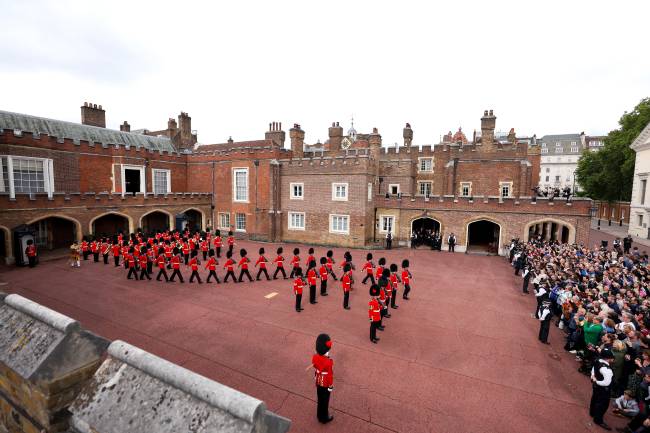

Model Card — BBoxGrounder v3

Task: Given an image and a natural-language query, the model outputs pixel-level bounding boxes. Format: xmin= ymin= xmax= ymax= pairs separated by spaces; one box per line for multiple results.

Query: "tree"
xmin=576 ymin=97 xmax=650 ymax=202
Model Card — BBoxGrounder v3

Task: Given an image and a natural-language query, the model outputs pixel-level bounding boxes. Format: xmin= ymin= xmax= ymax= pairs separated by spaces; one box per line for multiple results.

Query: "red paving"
xmin=0 ymin=236 xmax=627 ymax=433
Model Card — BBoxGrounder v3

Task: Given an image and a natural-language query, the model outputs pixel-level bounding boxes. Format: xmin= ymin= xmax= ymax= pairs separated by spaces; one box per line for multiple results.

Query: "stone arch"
xmin=25 ymin=214 xmax=83 ymax=243
xmin=0 ymin=225 xmax=13 ymax=264
xmin=89 ymin=211 xmax=134 ymax=235
xmin=524 ymin=218 xmax=576 ymax=244
xmin=464 ymin=215 xmax=506 ymax=255
xmin=409 ymin=215 xmax=442 ymax=247
xmin=180 ymin=207 xmax=206 ymax=231
xmin=139 ymin=209 xmax=174 ymax=232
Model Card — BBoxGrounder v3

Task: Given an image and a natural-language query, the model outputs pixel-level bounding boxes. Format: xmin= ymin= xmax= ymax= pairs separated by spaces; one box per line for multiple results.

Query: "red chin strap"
xmin=325 ymin=341 xmax=332 ymax=348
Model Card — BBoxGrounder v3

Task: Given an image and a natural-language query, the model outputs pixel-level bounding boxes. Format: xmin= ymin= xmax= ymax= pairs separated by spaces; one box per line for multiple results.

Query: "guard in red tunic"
xmin=369 ymin=285 xmax=382 ymax=343
xmin=126 ymin=248 xmax=139 ymax=280
xmin=375 ymin=257 xmax=386 ymax=282
xmin=290 ymin=248 xmax=301 ymax=279
xmin=155 ymin=247 xmax=169 ymax=282
xmin=293 ymin=267 xmax=304 ymax=312
xmin=169 ymin=248 xmax=184 ymax=283
xmin=223 ymin=251 xmax=237 ymax=283
xmin=205 ymin=250 xmax=220 ymax=283
xmin=273 ymin=247 xmax=287 ymax=279
xmin=401 ymin=259 xmax=413 ymax=300
xmin=341 ymin=264 xmax=352 ymax=310
xmin=91 ymin=238 xmax=100 ymax=262
xmin=101 ymin=239 xmax=111 ymax=265
xmin=182 ymin=240 xmax=191 ymax=265
xmin=319 ymin=257 xmax=329 ymax=296
xmin=189 ymin=255 xmax=202 ymax=283
xmin=378 ymin=269 xmax=390 ymax=322
xmin=307 ymin=261 xmax=318 ymax=304
xmin=312 ymin=334 xmax=334 ymax=424
xmin=389 ymin=263 xmax=401 ymax=309
xmin=25 ymin=239 xmax=38 ymax=268
xmin=227 ymin=231 xmax=235 ymax=255
xmin=213 ymin=230 xmax=223 ymax=258
xmin=326 ymin=250 xmax=337 ymax=280
xmin=81 ymin=239 xmax=89 ymax=261
xmin=139 ymin=246 xmax=152 ymax=280
xmin=238 ymin=249 xmax=253 ymax=282
xmin=361 ymin=253 xmax=375 ymax=285
xmin=255 ymin=247 xmax=270 ymax=281
xmin=111 ymin=239 xmax=121 ymax=267
xmin=200 ymin=238 xmax=209 ymax=261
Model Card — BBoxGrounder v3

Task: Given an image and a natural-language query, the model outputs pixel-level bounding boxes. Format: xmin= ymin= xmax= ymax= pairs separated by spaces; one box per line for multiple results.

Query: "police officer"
xmin=312 ymin=334 xmax=334 ymax=424
xmin=589 ymin=349 xmax=614 ymax=430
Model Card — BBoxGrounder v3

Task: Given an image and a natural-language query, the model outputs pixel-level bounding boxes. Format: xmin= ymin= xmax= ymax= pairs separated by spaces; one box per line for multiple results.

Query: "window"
xmin=641 ymin=179 xmax=647 ymax=205
xmin=541 ymin=148 xmax=548 ymax=154
xmin=638 ymin=214 xmax=644 ymax=227
xmin=219 ymin=212 xmax=230 ymax=229
xmin=233 ymin=168 xmax=249 ymax=202
xmin=556 ymin=142 xmax=561 ymax=147
xmin=555 ymin=175 xmax=560 ymax=182
xmin=332 ymin=183 xmax=348 ymax=201
xmin=419 ymin=158 xmax=433 ymax=172
xmin=388 ymin=184 xmax=400 ymax=195
xmin=499 ymin=182 xmax=512 ymax=198
xmin=571 ymin=141 xmax=577 ymax=146
xmin=380 ymin=216 xmax=394 ymax=233
xmin=545 ymin=176 xmax=549 ymax=182
xmin=554 ymin=147 xmax=563 ymax=153
xmin=418 ymin=181 xmax=432 ymax=197
xmin=460 ymin=182 xmax=471 ymax=197
xmin=541 ymin=142 xmax=547 ymax=147
xmin=290 ymin=182 xmax=303 ymax=200
xmin=152 ymin=169 xmax=171 ymax=194
xmin=288 ymin=212 xmax=305 ymax=230
xmin=235 ymin=213 xmax=246 ymax=231
xmin=545 ymin=167 xmax=550 ymax=173
xmin=571 ymin=146 xmax=578 ymax=153
xmin=330 ymin=214 xmax=349 ymax=234
xmin=368 ymin=182 xmax=372 ymax=201
xmin=1 ymin=156 xmax=54 ymax=198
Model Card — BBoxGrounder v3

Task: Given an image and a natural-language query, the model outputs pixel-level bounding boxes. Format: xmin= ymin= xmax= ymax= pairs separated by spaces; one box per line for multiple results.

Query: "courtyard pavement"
xmin=0 ymin=240 xmax=627 ymax=433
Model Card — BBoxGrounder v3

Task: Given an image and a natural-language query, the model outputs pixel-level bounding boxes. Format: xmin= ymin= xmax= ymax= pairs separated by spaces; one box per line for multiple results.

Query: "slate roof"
xmin=0 ymin=110 xmax=177 ymax=152
xmin=631 ymin=121 xmax=650 ymax=150
xmin=539 ymin=133 xmax=583 ymax=154
xmin=196 ymin=139 xmax=276 ymax=152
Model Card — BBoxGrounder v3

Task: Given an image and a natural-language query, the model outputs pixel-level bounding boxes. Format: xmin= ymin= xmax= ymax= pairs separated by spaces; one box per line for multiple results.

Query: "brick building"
xmin=0 ymin=104 xmax=591 ymax=264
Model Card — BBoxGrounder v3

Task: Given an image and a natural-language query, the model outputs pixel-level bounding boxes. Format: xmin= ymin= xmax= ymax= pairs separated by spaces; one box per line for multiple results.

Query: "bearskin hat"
xmin=295 ymin=267 xmax=303 ymax=277
xmin=158 ymin=247 xmax=165 ymax=255
xmin=320 ymin=257 xmax=327 ymax=265
xmin=293 ymin=247 xmax=300 ymax=255
xmin=378 ymin=257 xmax=386 ymax=266
xmin=390 ymin=263 xmax=398 ymax=272
xmin=240 ymin=249 xmax=247 ymax=257
xmin=277 ymin=247 xmax=283 ymax=254
xmin=316 ymin=333 xmax=332 ymax=356
xmin=327 ymin=250 xmax=333 ymax=258
xmin=344 ymin=251 xmax=352 ymax=261
xmin=343 ymin=264 xmax=351 ymax=273
xmin=382 ymin=268 xmax=391 ymax=279
xmin=226 ymin=250 xmax=232 ymax=259
xmin=402 ymin=259 xmax=410 ymax=268
xmin=309 ymin=260 xmax=316 ymax=269
xmin=208 ymin=249 xmax=215 ymax=257
xmin=259 ymin=247 xmax=265 ymax=254
xmin=366 ymin=253 xmax=373 ymax=261
xmin=228 ymin=231 xmax=233 ymax=236
xmin=173 ymin=247 xmax=180 ymax=255
xmin=369 ymin=284 xmax=380 ymax=296
xmin=215 ymin=229 xmax=221 ymax=236
xmin=309 ymin=247 xmax=314 ymax=254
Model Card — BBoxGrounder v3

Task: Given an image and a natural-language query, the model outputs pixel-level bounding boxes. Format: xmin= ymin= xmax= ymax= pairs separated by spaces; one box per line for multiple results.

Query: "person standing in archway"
xmin=447 ymin=233 xmax=456 ymax=252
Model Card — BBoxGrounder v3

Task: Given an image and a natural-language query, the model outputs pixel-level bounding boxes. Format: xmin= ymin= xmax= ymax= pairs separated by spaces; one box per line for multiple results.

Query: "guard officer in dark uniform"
xmin=589 ymin=348 xmax=614 ymax=430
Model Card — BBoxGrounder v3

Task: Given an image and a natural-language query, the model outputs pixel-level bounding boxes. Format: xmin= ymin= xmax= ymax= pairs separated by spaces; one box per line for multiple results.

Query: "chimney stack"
xmin=176 ymin=111 xmax=196 ymax=150
xmin=265 ymin=121 xmax=286 ymax=148
xmin=403 ymin=123 xmax=413 ymax=146
xmin=480 ymin=109 xmax=496 ymax=149
xmin=328 ymin=121 xmax=343 ymax=151
xmin=290 ymin=123 xmax=305 ymax=157
xmin=120 ymin=121 xmax=130 ymax=132
xmin=80 ymin=102 xmax=106 ymax=128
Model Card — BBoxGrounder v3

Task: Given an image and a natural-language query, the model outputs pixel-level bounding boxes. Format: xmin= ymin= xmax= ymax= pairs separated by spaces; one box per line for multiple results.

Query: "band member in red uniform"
xmin=238 ymin=249 xmax=253 ymax=282
xmin=294 ymin=267 xmax=304 ymax=312
xmin=402 ymin=259 xmax=413 ymax=300
xmin=307 ymin=260 xmax=318 ymax=304
xmin=341 ymin=264 xmax=351 ymax=310
xmin=326 ymin=250 xmax=337 ymax=280
xmin=255 ymin=247 xmax=270 ymax=281
xmin=139 ymin=247 xmax=151 ymax=280
xmin=25 ymin=239 xmax=38 ymax=268
xmin=205 ymin=250 xmax=220 ymax=283
xmin=189 ymin=255 xmax=202 ymax=284
xmin=101 ymin=239 xmax=111 ymax=264
xmin=121 ymin=244 xmax=130 ymax=269
xmin=182 ymin=240 xmax=191 ymax=265
xmin=200 ymin=238 xmax=209 ymax=261
xmin=378 ymin=269 xmax=391 ymax=321
xmin=341 ymin=252 xmax=355 ymax=289
xmin=213 ymin=230 xmax=223 ymax=258
xmin=223 ymin=251 xmax=237 ymax=283
xmin=273 ymin=247 xmax=287 ymax=279
xmin=169 ymin=248 xmax=184 ymax=283
xmin=155 ymin=247 xmax=169 ymax=282
xmin=227 ymin=231 xmax=235 ymax=255
xmin=362 ymin=253 xmax=375 ymax=285
xmin=369 ymin=285 xmax=382 ymax=343
xmin=91 ymin=238 xmax=100 ymax=262
xmin=81 ymin=238 xmax=90 ymax=261
xmin=126 ymin=248 xmax=139 ymax=280
xmin=290 ymin=248 xmax=301 ymax=279
xmin=305 ymin=247 xmax=315 ymax=268
xmin=312 ymin=334 xmax=334 ymax=424
xmin=164 ymin=241 xmax=173 ymax=269
xmin=112 ymin=238 xmax=121 ymax=267
xmin=389 ymin=263 xmax=401 ymax=309
xmin=319 ymin=257 xmax=329 ymax=296
xmin=146 ymin=246 xmax=155 ymax=275
xmin=375 ymin=257 xmax=385 ymax=282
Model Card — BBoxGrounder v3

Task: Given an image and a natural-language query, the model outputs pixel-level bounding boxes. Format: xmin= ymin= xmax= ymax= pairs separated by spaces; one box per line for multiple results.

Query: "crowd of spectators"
xmin=510 ymin=234 xmax=650 ymax=432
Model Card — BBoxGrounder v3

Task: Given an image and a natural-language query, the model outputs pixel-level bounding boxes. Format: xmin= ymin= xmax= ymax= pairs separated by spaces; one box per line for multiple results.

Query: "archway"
xmin=181 ymin=208 xmax=204 ymax=233
xmin=0 ymin=225 xmax=11 ymax=264
xmin=524 ymin=218 xmax=576 ymax=244
xmin=467 ymin=220 xmax=501 ymax=254
xmin=140 ymin=210 xmax=172 ymax=233
xmin=410 ymin=217 xmax=441 ymax=248
xmin=26 ymin=216 xmax=79 ymax=250
xmin=91 ymin=212 xmax=130 ymax=237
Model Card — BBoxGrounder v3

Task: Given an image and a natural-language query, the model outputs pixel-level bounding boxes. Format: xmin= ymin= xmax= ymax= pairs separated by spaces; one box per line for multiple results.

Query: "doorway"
xmin=467 ymin=220 xmax=500 ymax=254
xmin=410 ymin=217 xmax=441 ymax=248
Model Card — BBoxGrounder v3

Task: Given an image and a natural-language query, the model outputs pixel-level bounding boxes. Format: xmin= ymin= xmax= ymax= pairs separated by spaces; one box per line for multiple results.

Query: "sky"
xmin=1 ymin=0 xmax=649 ymax=147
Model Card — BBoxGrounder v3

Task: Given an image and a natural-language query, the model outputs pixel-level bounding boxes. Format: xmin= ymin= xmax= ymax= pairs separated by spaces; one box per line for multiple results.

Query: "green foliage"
xmin=576 ymin=97 xmax=650 ymax=202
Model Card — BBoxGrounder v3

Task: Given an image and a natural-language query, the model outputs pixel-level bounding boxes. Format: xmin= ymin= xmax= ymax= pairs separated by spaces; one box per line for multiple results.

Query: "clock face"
xmin=341 ymin=137 xmax=352 ymax=150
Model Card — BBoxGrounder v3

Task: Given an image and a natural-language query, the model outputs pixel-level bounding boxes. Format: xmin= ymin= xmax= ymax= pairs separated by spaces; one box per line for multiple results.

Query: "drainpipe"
xmin=254 ymin=160 xmax=259 ymax=239
xmin=211 ymin=161 xmax=215 ymax=231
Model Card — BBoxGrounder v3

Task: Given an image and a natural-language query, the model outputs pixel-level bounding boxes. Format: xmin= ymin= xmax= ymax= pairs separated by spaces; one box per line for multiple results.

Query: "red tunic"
xmin=312 ymin=354 xmax=334 ymax=388
xmin=305 ymin=255 xmax=315 ymax=267
xmin=171 ymin=255 xmax=181 ymax=270
xmin=274 ymin=255 xmax=285 ymax=268
xmin=369 ymin=298 xmax=381 ymax=322
xmin=224 ymin=259 xmax=235 ymax=272
xmin=341 ymin=274 xmax=351 ymax=292
xmin=293 ymin=277 xmax=304 ymax=295
xmin=362 ymin=261 xmax=373 ymax=275
xmin=213 ymin=236 xmax=222 ymax=248
xmin=291 ymin=255 xmax=300 ymax=268
xmin=112 ymin=245 xmax=121 ymax=257
xmin=200 ymin=241 xmax=208 ymax=252
xmin=319 ymin=265 xmax=328 ymax=281
xmin=189 ymin=257 xmax=199 ymax=271
xmin=238 ymin=257 xmax=249 ymax=270
xmin=326 ymin=257 xmax=333 ymax=270
xmin=375 ymin=266 xmax=384 ymax=280
xmin=157 ymin=255 xmax=166 ymax=269
xmin=138 ymin=254 xmax=148 ymax=268
xmin=127 ymin=254 xmax=136 ymax=268
xmin=227 ymin=236 xmax=235 ymax=246
xmin=256 ymin=256 xmax=267 ymax=269
xmin=307 ymin=269 xmax=317 ymax=286
xmin=390 ymin=274 xmax=399 ymax=291
xmin=26 ymin=245 xmax=37 ymax=257
xmin=205 ymin=257 xmax=217 ymax=271
xmin=401 ymin=270 xmax=411 ymax=285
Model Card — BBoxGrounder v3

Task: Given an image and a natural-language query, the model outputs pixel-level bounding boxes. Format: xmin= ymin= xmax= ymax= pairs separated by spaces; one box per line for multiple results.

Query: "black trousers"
xmin=295 ymin=293 xmax=302 ymax=311
xmin=386 ymin=240 xmax=392 ymax=249
xmin=156 ymin=268 xmax=169 ymax=281
xmin=83 ymin=251 xmax=90 ymax=260
xmin=239 ymin=269 xmax=253 ymax=282
xmin=228 ymin=245 xmax=233 ymax=255
xmin=216 ymin=246 xmax=221 ymax=258
xmin=289 ymin=267 xmax=298 ymax=279
xmin=391 ymin=289 xmax=398 ymax=308
xmin=93 ymin=252 xmax=99 ymax=262
xmin=273 ymin=267 xmax=287 ymax=279
xmin=147 ymin=262 xmax=153 ymax=274
xmin=103 ymin=254 xmax=109 ymax=264
xmin=316 ymin=385 xmax=331 ymax=422
xmin=207 ymin=270 xmax=220 ymax=283
xmin=343 ymin=291 xmax=350 ymax=309
xmin=523 ymin=276 xmax=531 ymax=293
xmin=539 ymin=319 xmax=550 ymax=343
xmin=535 ymin=297 xmax=543 ymax=319
xmin=328 ymin=268 xmax=338 ymax=281
xmin=114 ymin=256 xmax=120 ymax=266
xmin=202 ymin=251 xmax=207 ymax=261
xmin=170 ymin=269 xmax=184 ymax=283
xmin=139 ymin=268 xmax=151 ymax=280
xmin=403 ymin=284 xmax=411 ymax=299
xmin=370 ymin=321 xmax=379 ymax=341
xmin=256 ymin=268 xmax=270 ymax=280
xmin=448 ymin=244 xmax=455 ymax=252
xmin=310 ymin=285 xmax=317 ymax=303
xmin=190 ymin=270 xmax=202 ymax=283
xmin=127 ymin=268 xmax=139 ymax=280
xmin=362 ymin=274 xmax=375 ymax=285
xmin=184 ymin=254 xmax=189 ymax=265
xmin=589 ymin=385 xmax=610 ymax=424
xmin=320 ymin=280 xmax=328 ymax=295
xmin=224 ymin=270 xmax=237 ymax=283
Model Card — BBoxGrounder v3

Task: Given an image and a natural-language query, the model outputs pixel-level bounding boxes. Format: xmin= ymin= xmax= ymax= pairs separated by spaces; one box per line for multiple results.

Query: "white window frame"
xmin=218 ymin=212 xmax=230 ymax=229
xmin=332 ymin=182 xmax=348 ymax=201
xmin=368 ymin=182 xmax=372 ymax=201
xmin=500 ymin=181 xmax=513 ymax=198
xmin=288 ymin=211 xmax=306 ymax=231
xmin=233 ymin=167 xmax=249 ymax=203
xmin=418 ymin=181 xmax=432 ymax=197
xmin=290 ymin=182 xmax=304 ymax=200
xmin=460 ymin=182 xmax=472 ymax=197
xmin=3 ymin=155 xmax=54 ymax=199
xmin=541 ymin=148 xmax=548 ymax=154
xmin=388 ymin=184 xmax=400 ymax=195
xmin=379 ymin=215 xmax=394 ymax=234
xmin=329 ymin=214 xmax=350 ymax=234
xmin=152 ymin=168 xmax=171 ymax=194
xmin=418 ymin=157 xmax=433 ymax=173
xmin=121 ymin=164 xmax=145 ymax=196
xmin=235 ymin=212 xmax=246 ymax=232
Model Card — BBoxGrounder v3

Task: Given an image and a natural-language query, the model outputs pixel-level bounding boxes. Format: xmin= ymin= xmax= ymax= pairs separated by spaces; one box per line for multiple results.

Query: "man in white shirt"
xmin=590 ymin=349 xmax=615 ymax=430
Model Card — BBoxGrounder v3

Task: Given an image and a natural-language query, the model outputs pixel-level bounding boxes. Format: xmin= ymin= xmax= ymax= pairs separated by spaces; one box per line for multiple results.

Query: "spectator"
xmin=613 ymin=390 xmax=640 ymax=418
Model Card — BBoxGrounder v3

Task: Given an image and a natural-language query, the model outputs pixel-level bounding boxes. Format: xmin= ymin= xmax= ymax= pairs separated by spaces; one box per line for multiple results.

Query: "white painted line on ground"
xmin=265 ymin=292 xmax=278 ymax=299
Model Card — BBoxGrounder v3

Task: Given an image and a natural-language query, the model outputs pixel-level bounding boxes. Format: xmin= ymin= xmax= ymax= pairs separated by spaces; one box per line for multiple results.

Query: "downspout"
xmin=211 ymin=161 xmax=215 ymax=231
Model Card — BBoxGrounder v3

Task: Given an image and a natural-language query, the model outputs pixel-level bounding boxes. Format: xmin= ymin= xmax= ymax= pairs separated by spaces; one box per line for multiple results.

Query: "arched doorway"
xmin=91 ymin=213 xmax=130 ymax=237
xmin=410 ymin=217 xmax=441 ymax=248
xmin=140 ymin=210 xmax=171 ymax=233
xmin=182 ymin=209 xmax=203 ymax=232
xmin=27 ymin=216 xmax=79 ymax=251
xmin=467 ymin=220 xmax=501 ymax=254
xmin=524 ymin=219 xmax=575 ymax=244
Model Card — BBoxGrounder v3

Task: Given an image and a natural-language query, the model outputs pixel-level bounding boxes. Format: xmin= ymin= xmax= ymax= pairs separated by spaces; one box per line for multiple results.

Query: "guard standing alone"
xmin=312 ymin=334 xmax=334 ymax=424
